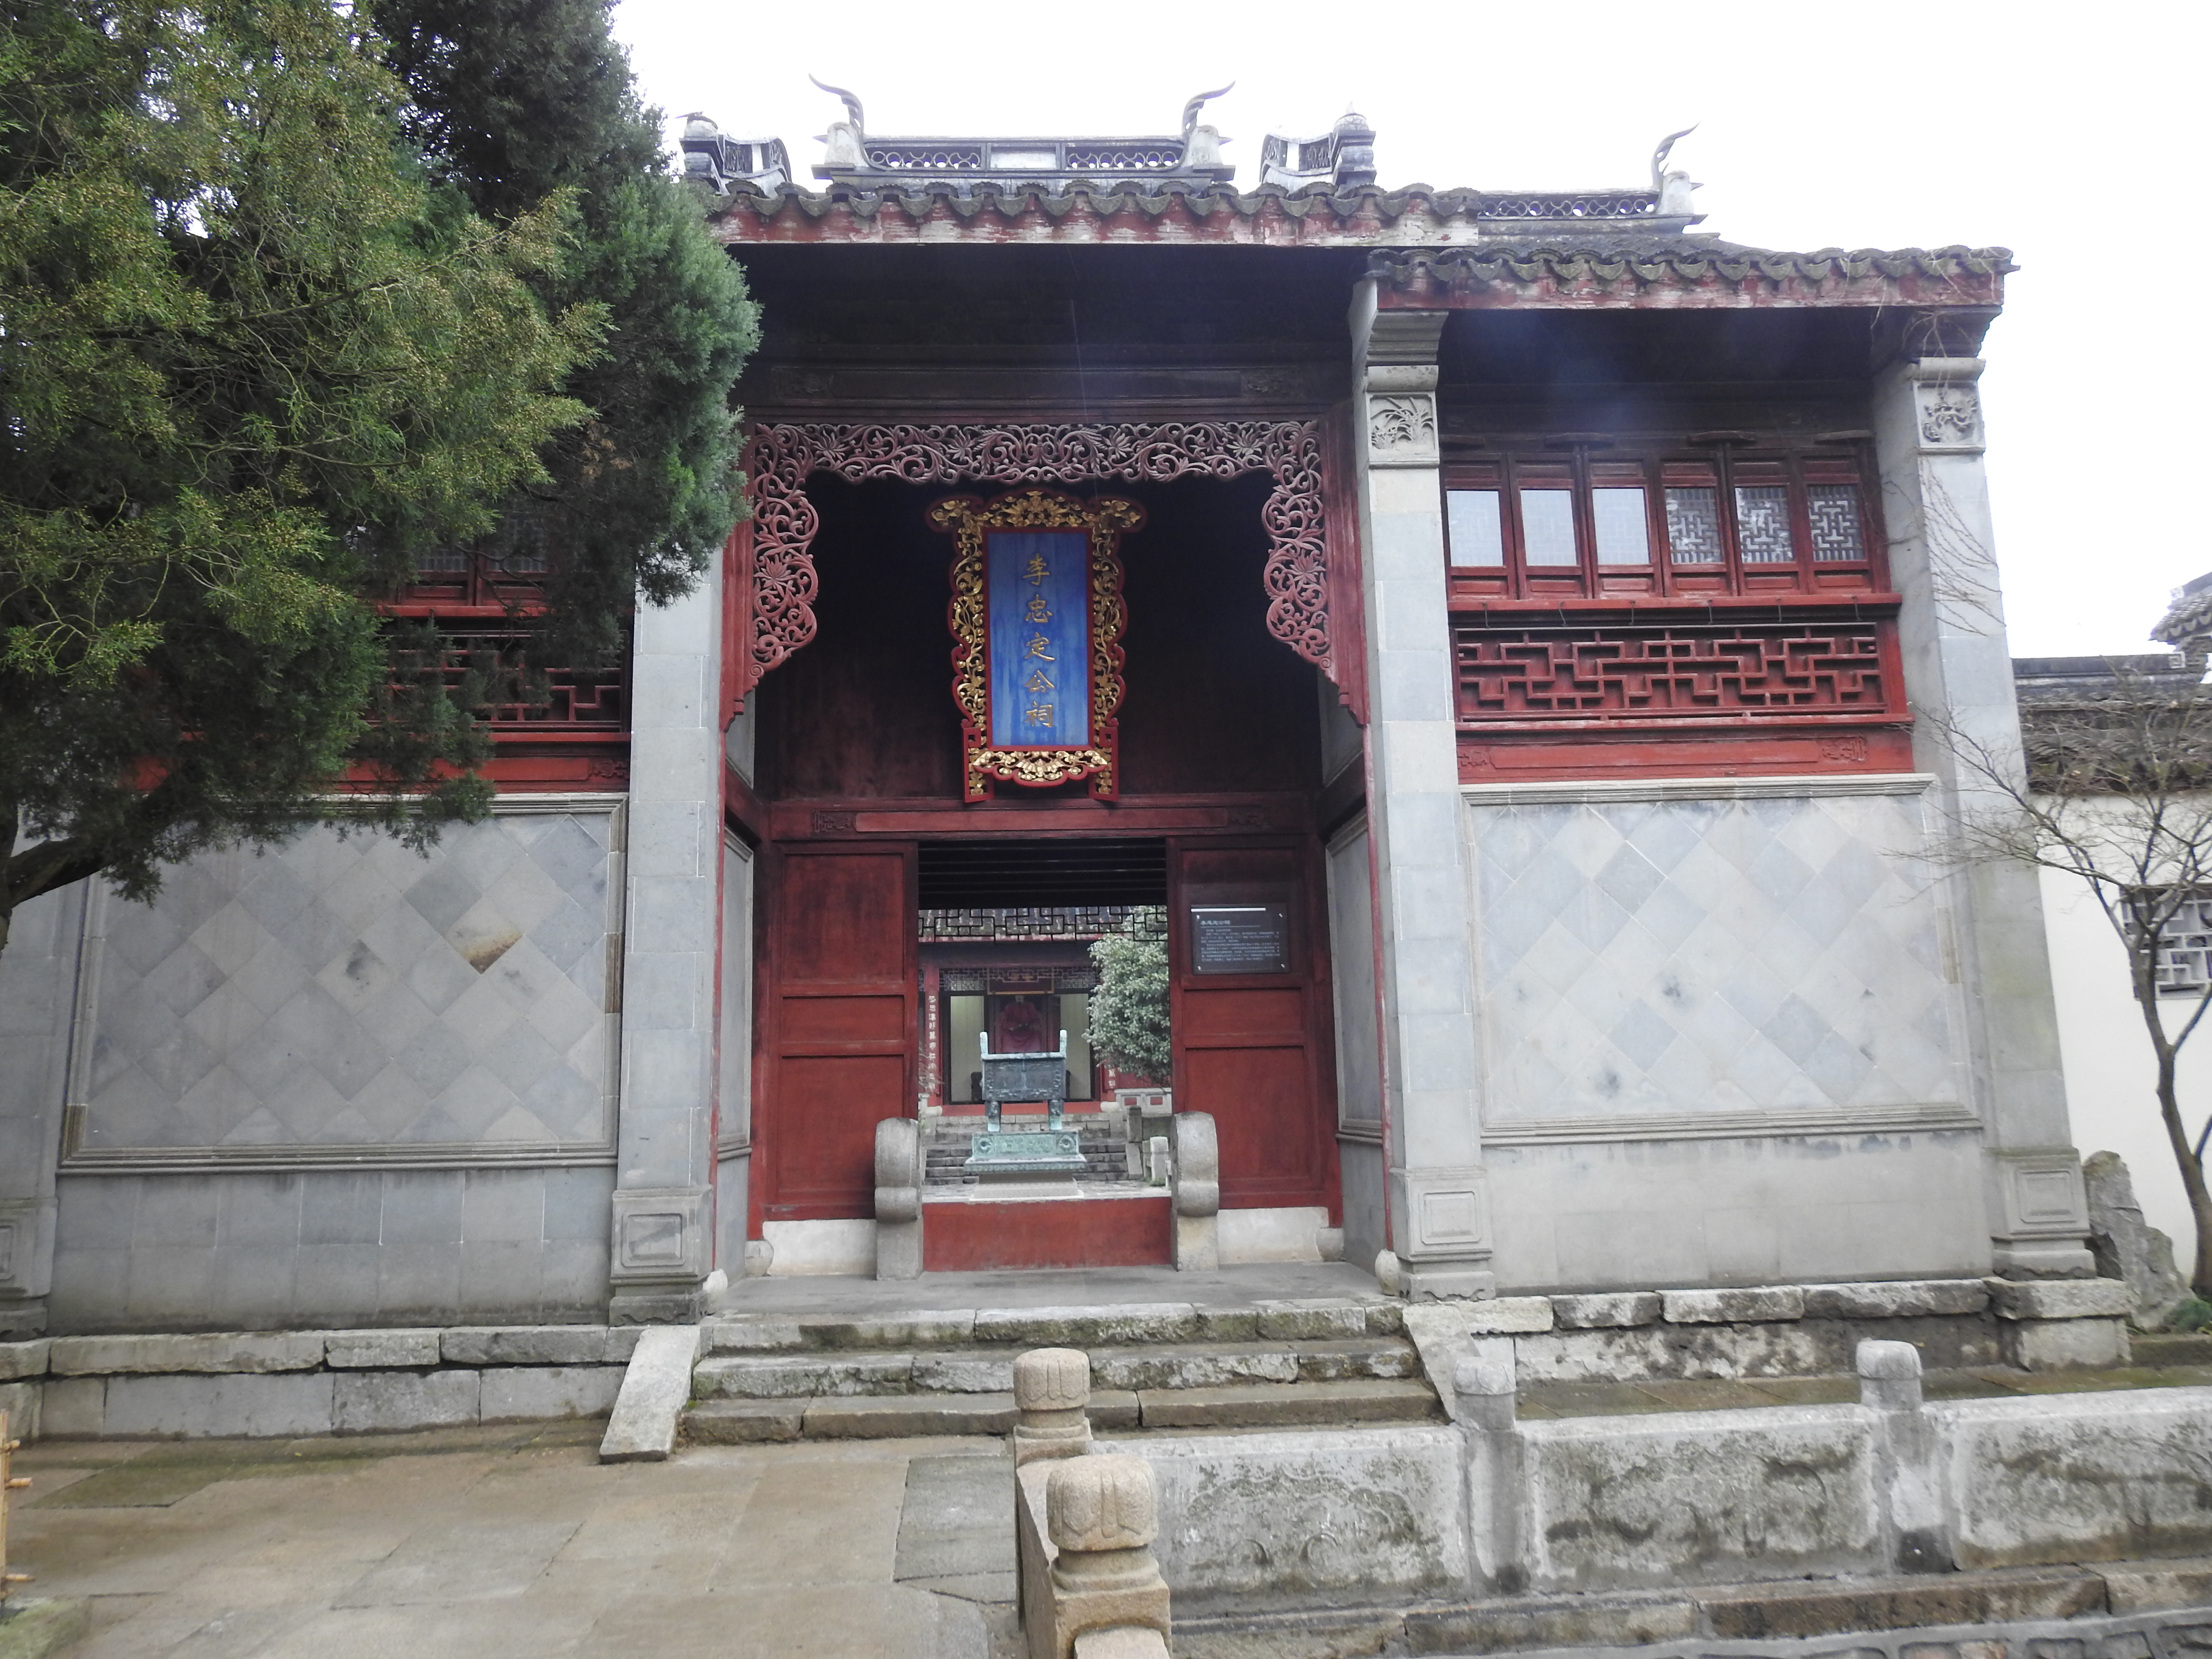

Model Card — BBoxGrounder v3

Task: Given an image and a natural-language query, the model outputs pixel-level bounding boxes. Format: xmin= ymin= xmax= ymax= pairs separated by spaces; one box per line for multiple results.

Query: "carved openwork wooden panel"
xmin=1454 ymin=621 xmax=1894 ymax=724
xmin=739 ymin=421 xmax=1333 ymax=701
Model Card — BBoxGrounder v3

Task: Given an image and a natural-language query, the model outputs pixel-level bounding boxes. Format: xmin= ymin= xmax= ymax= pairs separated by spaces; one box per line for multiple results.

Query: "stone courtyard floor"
xmin=7 ymin=1424 xmax=1015 ymax=1659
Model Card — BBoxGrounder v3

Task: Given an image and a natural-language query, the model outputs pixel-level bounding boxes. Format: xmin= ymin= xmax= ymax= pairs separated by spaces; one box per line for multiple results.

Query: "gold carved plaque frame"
xmin=930 ymin=487 xmax=1144 ymax=802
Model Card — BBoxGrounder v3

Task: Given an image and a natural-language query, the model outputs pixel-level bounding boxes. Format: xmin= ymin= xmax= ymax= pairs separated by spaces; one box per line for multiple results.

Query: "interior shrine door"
xmin=1167 ymin=838 xmax=1337 ymax=1213
xmin=755 ymin=842 xmax=917 ymax=1222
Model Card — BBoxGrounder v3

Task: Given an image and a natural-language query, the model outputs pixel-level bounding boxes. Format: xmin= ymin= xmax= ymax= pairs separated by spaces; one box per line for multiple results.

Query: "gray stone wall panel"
xmin=1523 ymin=1406 xmax=1882 ymax=1588
xmin=1940 ymin=1387 xmax=2212 ymax=1567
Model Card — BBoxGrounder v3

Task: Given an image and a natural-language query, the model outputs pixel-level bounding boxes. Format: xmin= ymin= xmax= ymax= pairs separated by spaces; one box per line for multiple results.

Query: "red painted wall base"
xmin=923 ymin=1196 xmax=1172 ymax=1271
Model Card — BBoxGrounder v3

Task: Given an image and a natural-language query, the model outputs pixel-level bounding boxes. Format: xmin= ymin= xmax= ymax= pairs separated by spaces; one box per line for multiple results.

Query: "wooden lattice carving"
xmin=737 ymin=420 xmax=1334 ymax=704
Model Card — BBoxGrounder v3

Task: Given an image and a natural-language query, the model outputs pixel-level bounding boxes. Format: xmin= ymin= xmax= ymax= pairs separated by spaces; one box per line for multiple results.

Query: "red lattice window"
xmin=1443 ymin=445 xmax=1878 ymax=601
xmin=380 ymin=553 xmax=629 ymax=740
xmin=1454 ymin=619 xmax=1897 ymax=726
xmin=403 ymin=630 xmax=627 ymax=733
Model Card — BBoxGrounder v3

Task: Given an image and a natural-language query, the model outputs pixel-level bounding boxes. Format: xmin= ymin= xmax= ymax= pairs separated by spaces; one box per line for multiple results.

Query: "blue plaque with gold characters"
xmin=930 ymin=488 xmax=1142 ymax=801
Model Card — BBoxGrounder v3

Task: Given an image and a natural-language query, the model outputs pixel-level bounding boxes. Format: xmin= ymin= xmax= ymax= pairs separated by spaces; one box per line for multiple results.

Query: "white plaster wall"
xmin=2041 ymin=863 xmax=2210 ymax=1262
xmin=1484 ymin=1130 xmax=1990 ymax=1291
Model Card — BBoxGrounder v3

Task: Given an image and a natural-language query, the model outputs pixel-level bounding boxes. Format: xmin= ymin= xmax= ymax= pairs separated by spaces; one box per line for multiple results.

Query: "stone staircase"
xmin=921 ymin=1112 xmax=1135 ymax=1186
xmin=683 ymin=1297 xmax=1442 ymax=1443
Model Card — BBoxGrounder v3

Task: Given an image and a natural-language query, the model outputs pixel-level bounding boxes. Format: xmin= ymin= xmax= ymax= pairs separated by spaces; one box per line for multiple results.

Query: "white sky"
xmin=613 ymin=0 xmax=2208 ymax=659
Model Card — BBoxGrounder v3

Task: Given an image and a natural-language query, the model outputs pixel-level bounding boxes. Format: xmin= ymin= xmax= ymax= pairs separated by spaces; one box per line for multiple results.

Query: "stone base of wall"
xmin=0 ymin=1325 xmax=637 ymax=1440
xmin=1172 ymin=1566 xmax=2212 ymax=1659
xmin=1443 ymin=1277 xmax=2134 ymax=1381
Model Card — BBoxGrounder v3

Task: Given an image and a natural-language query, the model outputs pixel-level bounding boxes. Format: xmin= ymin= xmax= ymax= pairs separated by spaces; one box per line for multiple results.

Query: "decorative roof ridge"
xmin=1370 ymin=242 xmax=2019 ymax=282
xmin=713 ymin=180 xmax=1663 ymax=225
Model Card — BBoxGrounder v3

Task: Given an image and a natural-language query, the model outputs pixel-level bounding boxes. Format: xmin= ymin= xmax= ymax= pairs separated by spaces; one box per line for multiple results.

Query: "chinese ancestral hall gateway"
xmin=0 ymin=92 xmax=2085 ymax=1334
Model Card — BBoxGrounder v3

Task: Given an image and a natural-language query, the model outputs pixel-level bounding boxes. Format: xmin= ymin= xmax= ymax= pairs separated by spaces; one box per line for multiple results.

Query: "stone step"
xmin=692 ymin=1336 xmax=1420 ymax=1399
xmin=697 ymin=1297 xmax=1401 ymax=1355
xmin=681 ymin=1376 xmax=1437 ymax=1443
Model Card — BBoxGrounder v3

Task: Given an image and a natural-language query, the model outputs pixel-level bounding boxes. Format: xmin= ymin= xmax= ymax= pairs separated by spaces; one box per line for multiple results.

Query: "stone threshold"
xmin=1171 ymin=1560 xmax=2212 ymax=1659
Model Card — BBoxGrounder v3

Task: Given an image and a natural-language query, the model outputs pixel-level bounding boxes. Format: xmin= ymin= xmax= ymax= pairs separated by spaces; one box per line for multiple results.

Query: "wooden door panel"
xmin=780 ymin=995 xmax=908 ymax=1048
xmin=757 ymin=843 xmax=915 ymax=1223
xmin=781 ymin=854 xmax=909 ymax=984
xmin=1184 ymin=1046 xmax=1320 ymax=1191
xmin=773 ymin=1054 xmax=906 ymax=1209
xmin=1179 ymin=988 xmax=1306 ymax=1041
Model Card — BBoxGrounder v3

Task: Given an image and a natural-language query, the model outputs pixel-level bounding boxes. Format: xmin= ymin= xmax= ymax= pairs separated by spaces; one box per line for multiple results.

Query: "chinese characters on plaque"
xmin=930 ymin=487 xmax=1142 ymax=801
xmin=987 ymin=530 xmax=1090 ymax=748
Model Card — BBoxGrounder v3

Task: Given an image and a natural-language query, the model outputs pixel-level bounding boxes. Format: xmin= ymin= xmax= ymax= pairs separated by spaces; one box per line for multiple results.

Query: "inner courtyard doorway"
xmin=743 ymin=471 xmax=1346 ymax=1268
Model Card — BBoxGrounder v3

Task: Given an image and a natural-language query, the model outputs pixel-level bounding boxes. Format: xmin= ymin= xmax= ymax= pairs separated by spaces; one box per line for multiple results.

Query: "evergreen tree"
xmin=1089 ymin=908 xmax=1172 ymax=1082
xmin=370 ymin=0 xmax=761 ymax=661
xmin=0 ymin=0 xmax=602 ymax=954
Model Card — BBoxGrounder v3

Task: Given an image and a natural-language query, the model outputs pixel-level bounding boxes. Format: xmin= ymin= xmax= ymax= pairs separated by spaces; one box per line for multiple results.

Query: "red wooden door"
xmin=756 ymin=842 xmax=916 ymax=1222
xmin=1167 ymin=839 xmax=1338 ymax=1214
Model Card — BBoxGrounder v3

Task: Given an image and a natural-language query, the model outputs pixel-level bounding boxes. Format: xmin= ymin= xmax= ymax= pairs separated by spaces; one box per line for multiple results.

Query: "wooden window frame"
xmin=1442 ymin=442 xmax=1883 ymax=605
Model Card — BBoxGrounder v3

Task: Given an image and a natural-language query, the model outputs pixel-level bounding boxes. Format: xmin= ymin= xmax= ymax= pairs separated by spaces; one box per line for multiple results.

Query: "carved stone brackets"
xmin=1364 ymin=365 xmax=1441 ymax=469
xmin=1907 ymin=357 xmax=1986 ymax=456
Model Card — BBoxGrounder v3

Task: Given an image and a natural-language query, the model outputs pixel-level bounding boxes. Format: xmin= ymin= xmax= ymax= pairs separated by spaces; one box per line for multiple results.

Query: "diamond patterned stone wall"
xmin=1467 ymin=787 xmax=1966 ymax=1122
xmin=71 ymin=803 xmax=621 ymax=1160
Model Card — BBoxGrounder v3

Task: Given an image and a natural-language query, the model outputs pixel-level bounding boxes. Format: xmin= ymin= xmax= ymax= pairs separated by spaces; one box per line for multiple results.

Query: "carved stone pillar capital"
xmin=1013 ymin=1346 xmax=1093 ymax=1466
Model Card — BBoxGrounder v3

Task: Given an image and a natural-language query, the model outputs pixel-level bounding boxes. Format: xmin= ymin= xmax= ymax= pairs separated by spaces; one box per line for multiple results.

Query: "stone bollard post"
xmin=1451 ymin=1347 xmax=1517 ymax=1433
xmin=1857 ymin=1338 xmax=1951 ymax=1574
xmin=1013 ymin=1348 xmax=1093 ymax=1467
xmin=874 ymin=1118 xmax=923 ymax=1280
xmin=1857 ymin=1337 xmax=1924 ymax=1413
xmin=1170 ymin=1112 xmax=1219 ymax=1272
xmin=1040 ymin=1454 xmax=1171 ymax=1659
xmin=1453 ymin=1345 xmax=1529 ymax=1593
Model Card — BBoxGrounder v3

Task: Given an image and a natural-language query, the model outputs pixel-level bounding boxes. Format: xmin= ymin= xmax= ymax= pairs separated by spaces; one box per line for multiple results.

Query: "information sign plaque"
xmin=1190 ymin=904 xmax=1290 ymax=974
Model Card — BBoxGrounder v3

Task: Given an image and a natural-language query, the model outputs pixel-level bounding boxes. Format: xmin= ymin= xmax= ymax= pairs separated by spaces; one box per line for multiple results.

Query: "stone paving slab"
xmin=8 ymin=1425 xmax=1012 ymax=1659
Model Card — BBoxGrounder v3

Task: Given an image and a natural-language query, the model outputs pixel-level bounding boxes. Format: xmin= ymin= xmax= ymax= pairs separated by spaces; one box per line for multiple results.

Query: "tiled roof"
xmin=1366 ymin=240 xmax=2012 ymax=308
xmin=709 ymin=180 xmax=1695 ymax=245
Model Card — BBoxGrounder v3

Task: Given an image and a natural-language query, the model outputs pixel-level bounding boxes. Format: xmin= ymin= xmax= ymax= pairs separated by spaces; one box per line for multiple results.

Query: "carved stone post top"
xmin=1452 ymin=1351 xmax=1515 ymax=1398
xmin=1169 ymin=1112 xmax=1217 ymax=1174
xmin=1856 ymin=1338 xmax=1923 ymax=1380
xmin=1169 ymin=1113 xmax=1220 ymax=1219
xmin=874 ymin=1117 xmax=920 ymax=1185
xmin=1014 ymin=1346 xmax=1092 ymax=1411
xmin=1857 ymin=1337 xmax=1924 ymax=1411
xmin=1047 ymin=1454 xmax=1159 ymax=1553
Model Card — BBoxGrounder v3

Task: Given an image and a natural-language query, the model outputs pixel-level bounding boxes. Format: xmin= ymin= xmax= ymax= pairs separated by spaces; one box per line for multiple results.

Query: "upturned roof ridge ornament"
xmin=810 ymin=76 xmax=865 ymax=133
xmin=802 ymin=85 xmax=1237 ymax=193
xmin=1181 ymin=84 xmax=1234 ymax=139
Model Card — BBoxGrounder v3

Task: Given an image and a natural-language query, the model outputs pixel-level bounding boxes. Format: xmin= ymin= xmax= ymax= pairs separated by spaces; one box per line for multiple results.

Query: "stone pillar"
xmin=609 ymin=561 xmax=725 ymax=1323
xmin=1013 ymin=1347 xmax=1093 ymax=1466
xmin=1349 ymin=281 xmax=1492 ymax=1300
xmin=1873 ymin=352 xmax=2093 ymax=1279
xmin=1040 ymin=1455 xmax=1172 ymax=1659
xmin=1168 ymin=1113 xmax=1218 ymax=1272
xmin=1454 ymin=1345 xmax=1528 ymax=1594
xmin=0 ymin=884 xmax=81 ymax=1338
xmin=873 ymin=1118 xmax=922 ymax=1280
xmin=1857 ymin=1339 xmax=1952 ymax=1574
